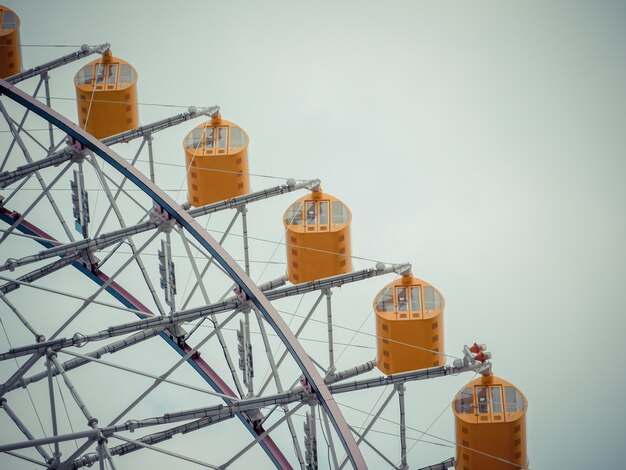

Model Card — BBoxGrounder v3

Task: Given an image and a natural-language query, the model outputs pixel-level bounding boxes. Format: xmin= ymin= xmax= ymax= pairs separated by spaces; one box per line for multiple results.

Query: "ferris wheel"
xmin=0 ymin=5 xmax=528 ymax=470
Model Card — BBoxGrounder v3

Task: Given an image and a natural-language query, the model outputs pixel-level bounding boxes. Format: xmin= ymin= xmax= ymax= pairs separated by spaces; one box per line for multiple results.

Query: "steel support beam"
xmin=0 ymin=253 xmax=81 ymax=295
xmin=0 ymin=429 xmax=99 ymax=453
xmin=0 ymin=293 xmax=44 ymax=341
xmin=0 ymin=398 xmax=52 ymax=462
xmin=0 ymin=106 xmax=219 ymax=189
xmin=0 ymin=180 xmax=321 ymax=272
xmin=0 ymin=148 xmax=74 ymax=189
xmin=257 ymin=292 xmax=325 ymax=396
xmin=104 ymin=105 xmax=219 ymax=146
xmin=46 ymin=356 xmax=61 ymax=464
xmin=0 ymin=219 xmax=155 ymax=272
xmin=328 ymin=362 xmax=491 ymax=395
xmin=6 ymin=44 xmax=110 ymax=84
xmin=325 ymin=288 xmax=335 ymax=370
xmin=253 ymin=307 xmax=306 ymax=467
xmin=396 ymin=383 xmax=408 ymax=470
xmin=107 ymin=413 xmax=236 ymax=458
xmin=326 ymin=360 xmax=377 ymax=384
xmin=187 ymin=179 xmax=320 ymax=218
xmin=0 ymin=74 xmax=44 ymax=173
xmin=109 ymin=434 xmax=220 ymax=469
xmin=9 ymin=327 xmax=164 ymax=393
xmin=264 ymin=263 xmax=411 ymax=301
xmin=338 ymin=389 xmax=396 ymax=470
xmin=220 ymin=402 xmax=306 ymax=469
xmin=348 ymin=425 xmax=397 ymax=468
xmin=321 ymin=409 xmax=340 ymax=469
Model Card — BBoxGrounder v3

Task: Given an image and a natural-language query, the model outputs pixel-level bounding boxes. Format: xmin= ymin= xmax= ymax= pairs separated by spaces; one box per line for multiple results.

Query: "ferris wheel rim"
xmin=0 ymin=77 xmax=367 ymax=469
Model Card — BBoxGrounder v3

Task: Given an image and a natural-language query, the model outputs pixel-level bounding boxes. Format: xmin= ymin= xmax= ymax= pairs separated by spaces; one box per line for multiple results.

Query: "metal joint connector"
xmin=194 ymin=105 xmax=220 ymax=118
xmin=125 ymin=420 xmax=139 ymax=433
xmin=306 ymin=179 xmax=322 ymax=191
xmin=391 ymin=263 xmax=412 ymax=276
xmin=83 ymin=43 xmax=111 ymax=55
xmin=150 ymin=204 xmax=177 ymax=233
xmin=72 ymin=333 xmax=88 ymax=348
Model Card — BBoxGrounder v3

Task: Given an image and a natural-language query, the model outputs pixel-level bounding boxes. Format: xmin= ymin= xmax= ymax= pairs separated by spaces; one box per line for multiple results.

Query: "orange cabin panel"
xmin=183 ymin=116 xmax=250 ymax=207
xmin=74 ymin=51 xmax=139 ymax=139
xmin=453 ymin=374 xmax=529 ymax=470
xmin=284 ymin=190 xmax=352 ymax=284
xmin=0 ymin=5 xmax=21 ymax=78
xmin=374 ymin=275 xmax=445 ymax=374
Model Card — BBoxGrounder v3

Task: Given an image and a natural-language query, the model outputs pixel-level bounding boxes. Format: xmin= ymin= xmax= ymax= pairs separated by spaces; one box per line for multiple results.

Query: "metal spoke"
xmin=3 ymin=450 xmax=49 ymax=468
xmin=15 ymin=327 xmax=163 ymax=393
xmin=325 ymin=288 xmax=335 ymax=370
xmin=180 ymin=210 xmax=240 ymax=310
xmin=88 ymin=154 xmax=165 ymax=315
xmin=0 ymin=100 xmax=75 ymax=242
xmin=43 ymin=72 xmax=55 ymax=152
xmin=93 ymin=169 xmax=150 ymax=213
xmin=338 ymin=388 xmax=396 ymax=469
xmin=258 ymin=292 xmax=325 ymax=396
xmin=241 ymin=205 xmax=250 ymax=275
xmin=56 ymin=435 xmax=98 ymax=470
xmin=1 ymin=398 xmax=52 ymax=462
xmin=60 ymin=338 xmax=238 ymax=400
xmin=221 ymin=401 xmax=305 ymax=468
xmin=0 ymin=76 xmax=45 ymax=172
xmin=253 ymin=307 xmax=306 ymax=468
xmin=8 ymin=115 xmax=50 ymax=153
xmin=177 ymin=225 xmax=245 ymax=397
xmin=0 ymin=273 xmax=149 ymax=320
xmin=0 ymin=430 xmax=99 ymax=454
xmin=46 ymin=356 xmax=61 ymax=464
xmin=0 ymin=292 xmax=44 ymax=341
xmin=0 ymin=253 xmax=81 ymax=296
xmin=321 ymin=409 xmax=340 ymax=469
xmin=6 ymin=44 xmax=109 ymax=85
xmin=110 ymin=434 xmax=221 ymax=469
xmin=348 ymin=425 xmax=396 ymax=468
xmin=91 ymin=138 xmax=147 ymax=238
xmin=49 ymin=352 xmax=98 ymax=428
xmin=0 ymin=160 xmax=73 ymax=245
xmin=397 ymin=383 xmax=408 ymax=470
xmin=107 ymin=311 xmax=239 ymax=426
xmin=48 ymin=228 xmax=161 ymax=340
xmin=0 ymin=172 xmax=34 ymax=207
xmin=102 ymin=442 xmax=118 ymax=470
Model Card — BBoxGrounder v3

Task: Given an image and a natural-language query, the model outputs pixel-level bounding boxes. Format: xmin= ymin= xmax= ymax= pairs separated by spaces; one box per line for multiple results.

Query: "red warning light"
xmin=469 ymin=343 xmax=486 ymax=354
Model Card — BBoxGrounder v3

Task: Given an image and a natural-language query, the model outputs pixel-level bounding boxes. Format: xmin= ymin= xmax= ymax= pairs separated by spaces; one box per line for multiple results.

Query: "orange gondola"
xmin=374 ymin=274 xmax=445 ymax=374
xmin=283 ymin=189 xmax=352 ymax=284
xmin=453 ymin=374 xmax=529 ymax=469
xmin=74 ymin=50 xmax=139 ymax=139
xmin=0 ymin=5 xmax=21 ymax=78
xmin=183 ymin=115 xmax=250 ymax=207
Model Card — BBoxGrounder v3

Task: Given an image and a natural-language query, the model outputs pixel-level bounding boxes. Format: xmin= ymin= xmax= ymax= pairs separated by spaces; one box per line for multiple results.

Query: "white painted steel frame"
xmin=0 ymin=78 xmax=368 ymax=469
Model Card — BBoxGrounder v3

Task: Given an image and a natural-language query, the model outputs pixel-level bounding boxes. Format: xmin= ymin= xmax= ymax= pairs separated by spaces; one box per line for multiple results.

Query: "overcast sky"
xmin=1 ymin=1 xmax=625 ymax=469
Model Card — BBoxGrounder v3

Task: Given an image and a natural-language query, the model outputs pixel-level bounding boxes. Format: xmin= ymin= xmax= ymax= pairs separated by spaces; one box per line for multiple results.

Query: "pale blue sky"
xmin=1 ymin=1 xmax=625 ymax=468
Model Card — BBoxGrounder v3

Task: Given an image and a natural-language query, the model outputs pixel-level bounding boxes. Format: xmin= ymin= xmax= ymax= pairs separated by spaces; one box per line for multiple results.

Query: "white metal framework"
xmin=0 ymin=45 xmax=492 ymax=470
